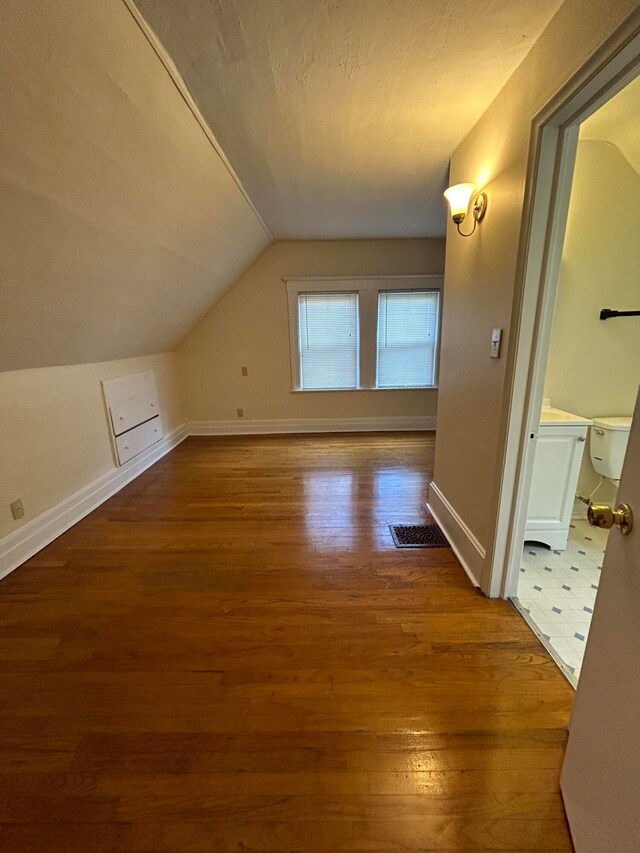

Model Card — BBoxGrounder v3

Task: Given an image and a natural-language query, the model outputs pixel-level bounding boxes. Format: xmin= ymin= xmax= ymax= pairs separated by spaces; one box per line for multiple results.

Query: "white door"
xmin=561 ymin=392 xmax=640 ymax=851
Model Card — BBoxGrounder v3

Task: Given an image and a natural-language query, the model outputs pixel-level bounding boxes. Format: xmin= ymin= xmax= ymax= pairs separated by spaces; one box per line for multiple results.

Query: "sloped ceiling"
xmin=0 ymin=0 xmax=269 ymax=372
xmin=134 ymin=0 xmax=564 ymax=239
xmin=581 ymin=72 xmax=640 ymax=176
xmin=0 ymin=0 xmax=566 ymax=372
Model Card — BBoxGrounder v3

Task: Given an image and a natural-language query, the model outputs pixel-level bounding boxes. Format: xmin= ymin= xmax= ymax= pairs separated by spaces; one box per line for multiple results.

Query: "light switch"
xmin=490 ymin=328 xmax=502 ymax=358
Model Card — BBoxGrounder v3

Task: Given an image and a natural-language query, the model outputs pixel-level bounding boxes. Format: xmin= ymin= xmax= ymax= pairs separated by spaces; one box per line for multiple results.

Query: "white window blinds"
xmin=297 ymin=292 xmax=359 ymax=390
xmin=376 ymin=290 xmax=439 ymax=388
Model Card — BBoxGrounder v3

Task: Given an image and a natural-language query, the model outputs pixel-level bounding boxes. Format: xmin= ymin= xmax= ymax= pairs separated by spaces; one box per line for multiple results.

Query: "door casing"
xmin=484 ymin=14 xmax=640 ymax=599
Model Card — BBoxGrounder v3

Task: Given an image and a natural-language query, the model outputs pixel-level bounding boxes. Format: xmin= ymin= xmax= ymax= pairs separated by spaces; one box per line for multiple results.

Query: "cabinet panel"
xmin=115 ymin=416 xmax=162 ymax=465
xmin=528 ymin=434 xmax=577 ymax=524
xmin=102 ymin=371 xmax=163 ymax=467
xmin=110 ymin=394 xmax=159 ymax=436
xmin=525 ymin=424 xmax=588 ymax=549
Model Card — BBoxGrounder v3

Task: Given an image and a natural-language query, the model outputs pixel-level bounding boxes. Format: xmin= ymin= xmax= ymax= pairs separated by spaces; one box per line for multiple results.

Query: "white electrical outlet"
xmin=10 ymin=499 xmax=24 ymax=520
xmin=241 ymin=366 xmax=248 ymax=376
xmin=237 ymin=408 xmax=244 ymax=418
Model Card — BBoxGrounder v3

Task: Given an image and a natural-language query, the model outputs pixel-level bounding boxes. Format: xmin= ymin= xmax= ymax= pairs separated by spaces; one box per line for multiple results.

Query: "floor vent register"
xmin=389 ymin=523 xmax=450 ymax=549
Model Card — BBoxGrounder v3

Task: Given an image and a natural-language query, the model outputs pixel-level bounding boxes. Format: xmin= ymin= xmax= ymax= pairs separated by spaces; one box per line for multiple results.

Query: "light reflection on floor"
xmin=302 ymin=464 xmax=427 ymax=551
xmin=303 ymin=470 xmax=355 ymax=550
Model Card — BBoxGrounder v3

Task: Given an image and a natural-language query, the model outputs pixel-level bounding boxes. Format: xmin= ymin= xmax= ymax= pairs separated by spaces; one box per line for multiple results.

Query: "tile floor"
xmin=513 ymin=519 xmax=608 ymax=686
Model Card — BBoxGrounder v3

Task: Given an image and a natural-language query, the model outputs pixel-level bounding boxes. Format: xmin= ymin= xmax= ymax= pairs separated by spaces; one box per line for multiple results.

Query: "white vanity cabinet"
xmin=525 ymin=407 xmax=591 ymax=550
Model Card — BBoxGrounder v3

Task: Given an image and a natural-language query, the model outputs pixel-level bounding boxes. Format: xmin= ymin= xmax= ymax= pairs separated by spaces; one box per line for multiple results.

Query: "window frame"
xmin=376 ymin=289 xmax=441 ymax=390
xmin=296 ymin=290 xmax=360 ymax=391
xmin=286 ymin=276 xmax=443 ymax=392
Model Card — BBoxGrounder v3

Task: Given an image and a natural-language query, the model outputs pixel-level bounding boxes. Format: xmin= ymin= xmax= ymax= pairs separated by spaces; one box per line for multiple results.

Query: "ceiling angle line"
xmin=120 ymin=0 xmax=273 ymax=242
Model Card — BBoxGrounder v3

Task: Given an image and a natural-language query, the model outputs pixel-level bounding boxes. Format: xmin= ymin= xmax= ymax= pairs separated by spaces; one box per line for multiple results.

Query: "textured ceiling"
xmin=0 ymin=0 xmax=567 ymax=372
xmin=581 ymin=72 xmax=640 ymax=176
xmin=135 ymin=0 xmax=564 ymax=239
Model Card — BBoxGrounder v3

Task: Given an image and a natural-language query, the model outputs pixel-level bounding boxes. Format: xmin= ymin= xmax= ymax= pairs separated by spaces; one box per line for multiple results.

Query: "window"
xmin=376 ymin=291 xmax=438 ymax=388
xmin=297 ymin=292 xmax=359 ymax=390
xmin=287 ymin=277 xmax=441 ymax=391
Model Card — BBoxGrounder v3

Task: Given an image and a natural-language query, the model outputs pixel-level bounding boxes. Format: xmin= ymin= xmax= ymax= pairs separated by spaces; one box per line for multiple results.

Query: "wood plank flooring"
xmin=0 ymin=433 xmax=575 ymax=851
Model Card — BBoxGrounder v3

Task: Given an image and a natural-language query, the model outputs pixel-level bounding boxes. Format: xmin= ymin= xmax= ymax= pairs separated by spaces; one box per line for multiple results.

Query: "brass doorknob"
xmin=588 ymin=503 xmax=633 ymax=535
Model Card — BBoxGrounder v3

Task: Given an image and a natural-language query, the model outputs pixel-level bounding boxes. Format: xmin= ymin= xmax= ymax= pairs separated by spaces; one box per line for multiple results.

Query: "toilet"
xmin=590 ymin=416 xmax=633 ymax=482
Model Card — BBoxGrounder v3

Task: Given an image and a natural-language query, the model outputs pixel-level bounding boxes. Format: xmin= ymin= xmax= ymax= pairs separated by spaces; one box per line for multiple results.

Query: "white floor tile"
xmin=513 ymin=520 xmax=608 ymax=683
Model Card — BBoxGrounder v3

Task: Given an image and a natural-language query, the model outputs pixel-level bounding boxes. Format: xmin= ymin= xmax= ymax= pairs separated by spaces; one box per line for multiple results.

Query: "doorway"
xmin=511 ymin=79 xmax=640 ymax=683
xmin=491 ymin=34 xmax=640 ymax=685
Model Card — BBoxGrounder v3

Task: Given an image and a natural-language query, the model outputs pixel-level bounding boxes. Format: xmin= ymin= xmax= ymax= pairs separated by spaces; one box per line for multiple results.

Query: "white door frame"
xmin=486 ymin=17 xmax=640 ymax=600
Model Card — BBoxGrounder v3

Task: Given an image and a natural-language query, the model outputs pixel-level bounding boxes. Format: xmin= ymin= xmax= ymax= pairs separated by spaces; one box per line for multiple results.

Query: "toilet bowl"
xmin=589 ymin=416 xmax=633 ymax=482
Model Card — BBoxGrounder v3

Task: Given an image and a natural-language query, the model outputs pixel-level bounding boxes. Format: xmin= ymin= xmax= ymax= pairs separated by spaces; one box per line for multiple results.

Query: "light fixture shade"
xmin=444 ymin=183 xmax=475 ymax=220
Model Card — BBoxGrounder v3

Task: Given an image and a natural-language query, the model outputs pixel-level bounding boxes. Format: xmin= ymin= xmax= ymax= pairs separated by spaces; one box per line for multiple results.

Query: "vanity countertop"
xmin=540 ymin=405 xmax=592 ymax=427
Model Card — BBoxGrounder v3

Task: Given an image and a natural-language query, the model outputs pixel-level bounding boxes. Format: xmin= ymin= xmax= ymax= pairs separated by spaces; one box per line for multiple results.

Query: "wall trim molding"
xmin=188 ymin=416 xmax=437 ymax=436
xmin=427 ymin=481 xmax=484 ymax=588
xmin=121 ymin=0 xmax=272 ymax=241
xmin=282 ymin=275 xmax=444 ymax=283
xmin=0 ymin=424 xmax=188 ymax=582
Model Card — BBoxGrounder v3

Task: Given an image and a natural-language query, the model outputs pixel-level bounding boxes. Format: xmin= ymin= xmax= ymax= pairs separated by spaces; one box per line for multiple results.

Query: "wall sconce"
xmin=444 ymin=183 xmax=487 ymax=237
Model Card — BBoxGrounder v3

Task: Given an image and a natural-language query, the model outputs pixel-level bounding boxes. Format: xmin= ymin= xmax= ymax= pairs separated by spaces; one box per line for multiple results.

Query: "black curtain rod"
xmin=599 ymin=308 xmax=640 ymax=320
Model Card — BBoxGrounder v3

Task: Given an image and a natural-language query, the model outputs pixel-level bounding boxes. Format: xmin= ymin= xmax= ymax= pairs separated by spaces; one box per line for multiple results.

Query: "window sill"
xmin=290 ymin=386 xmax=438 ymax=393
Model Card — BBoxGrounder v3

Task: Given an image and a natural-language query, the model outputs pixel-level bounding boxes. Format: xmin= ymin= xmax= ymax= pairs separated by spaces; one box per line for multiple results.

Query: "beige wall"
xmin=179 ymin=240 xmax=445 ymax=423
xmin=0 ymin=0 xmax=268 ymax=372
xmin=432 ymin=0 xmax=639 ymax=567
xmin=545 ymin=140 xmax=640 ymax=419
xmin=0 ymin=352 xmax=183 ymax=540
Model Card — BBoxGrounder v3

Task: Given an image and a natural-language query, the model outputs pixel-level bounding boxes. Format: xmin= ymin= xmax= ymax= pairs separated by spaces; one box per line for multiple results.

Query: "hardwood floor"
xmin=0 ymin=433 xmax=574 ymax=851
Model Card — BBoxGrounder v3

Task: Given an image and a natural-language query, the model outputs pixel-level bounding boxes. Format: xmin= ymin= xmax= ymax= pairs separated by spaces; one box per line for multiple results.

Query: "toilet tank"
xmin=590 ymin=416 xmax=632 ymax=480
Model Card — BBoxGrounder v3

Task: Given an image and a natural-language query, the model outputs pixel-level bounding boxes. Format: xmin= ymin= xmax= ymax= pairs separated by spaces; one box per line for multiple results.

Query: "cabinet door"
xmin=527 ymin=427 xmax=586 ymax=533
xmin=115 ymin=416 xmax=162 ymax=465
xmin=109 ymin=393 xmax=160 ymax=437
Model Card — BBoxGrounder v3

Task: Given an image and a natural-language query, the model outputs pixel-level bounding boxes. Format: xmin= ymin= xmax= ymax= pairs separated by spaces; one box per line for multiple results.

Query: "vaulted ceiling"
xmin=0 ymin=0 xmax=269 ymax=372
xmin=1 ymin=0 xmax=565 ymax=372
xmin=134 ymin=0 xmax=564 ymax=239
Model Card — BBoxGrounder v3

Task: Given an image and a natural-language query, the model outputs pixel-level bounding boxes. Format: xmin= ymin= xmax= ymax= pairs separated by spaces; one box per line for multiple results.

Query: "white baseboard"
xmin=188 ymin=416 xmax=436 ymax=436
xmin=427 ymin=481 xmax=484 ymax=588
xmin=0 ymin=424 xmax=187 ymax=581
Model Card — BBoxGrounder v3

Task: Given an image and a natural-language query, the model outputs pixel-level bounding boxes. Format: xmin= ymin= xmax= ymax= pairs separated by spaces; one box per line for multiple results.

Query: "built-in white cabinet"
xmin=115 ymin=418 xmax=163 ymax=465
xmin=109 ymin=392 xmax=159 ymax=437
xmin=525 ymin=407 xmax=591 ymax=550
xmin=102 ymin=371 xmax=163 ymax=466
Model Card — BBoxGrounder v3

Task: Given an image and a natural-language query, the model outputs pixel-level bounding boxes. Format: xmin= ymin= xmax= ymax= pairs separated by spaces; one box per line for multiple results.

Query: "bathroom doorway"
xmin=508 ymin=74 xmax=640 ymax=684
